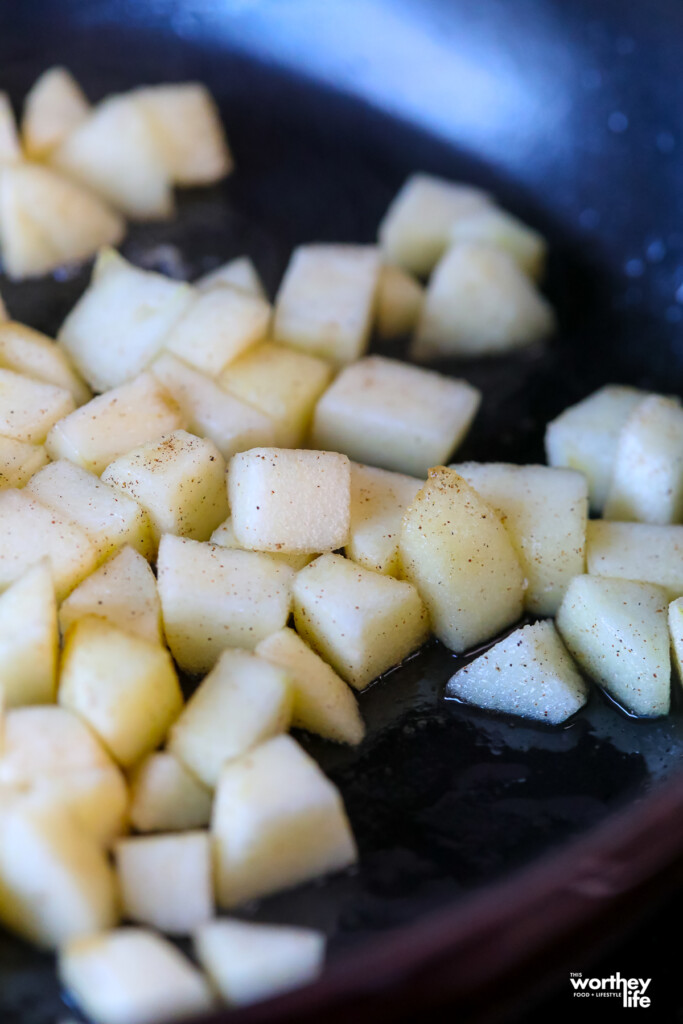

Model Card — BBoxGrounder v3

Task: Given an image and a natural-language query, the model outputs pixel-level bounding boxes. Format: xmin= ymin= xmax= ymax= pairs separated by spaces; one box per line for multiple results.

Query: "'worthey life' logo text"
xmin=570 ymin=973 xmax=651 ymax=1008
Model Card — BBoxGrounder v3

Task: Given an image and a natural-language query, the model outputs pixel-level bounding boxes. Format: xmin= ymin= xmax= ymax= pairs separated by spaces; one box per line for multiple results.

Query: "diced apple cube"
xmin=0 ymin=321 xmax=91 ymax=405
xmin=150 ymin=352 xmax=276 ymax=459
xmin=212 ymin=734 xmax=357 ymax=907
xmin=59 ymin=928 xmax=216 ymax=1024
xmin=0 ymin=705 xmax=128 ymax=846
xmin=0 ymin=164 xmax=124 ymax=281
xmin=449 ymin=206 xmax=546 ymax=279
xmin=102 ymin=431 xmax=228 ymax=544
xmin=604 ymin=395 xmax=683 ymax=524
xmin=115 ymin=831 xmax=213 ymax=935
xmin=27 ymin=460 xmax=154 ymax=561
xmin=0 ymin=435 xmax=48 ymax=488
xmin=133 ymin=82 xmax=232 ymax=186
xmin=219 ymin=341 xmax=333 ymax=447
xmin=0 ymin=92 xmax=21 ymax=164
xmin=58 ymin=252 xmax=194 ymax=391
xmin=0 ymin=561 xmax=58 ymax=706
xmin=59 ymin=616 xmax=183 ymax=768
xmin=169 ymin=648 xmax=291 ymax=787
xmin=545 ymin=385 xmax=648 ymax=513
xmin=52 ymin=93 xmax=174 ymax=219
xmin=229 ymin=448 xmax=350 ymax=554
xmin=22 ymin=67 xmax=90 ymax=159
xmin=59 ymin=547 xmax=163 ymax=645
xmin=194 ymin=918 xmax=325 ymax=1007
xmin=377 ymin=173 xmax=491 ymax=275
xmin=157 ymin=536 xmax=293 ymax=674
xmin=46 ymin=372 xmax=186 ymax=475
xmin=256 ymin=627 xmax=364 ymax=745
xmin=292 ymin=553 xmax=429 ymax=689
xmin=0 ymin=803 xmax=119 ymax=949
xmin=586 ymin=521 xmax=683 ymax=599
xmin=375 ymin=264 xmax=424 ymax=339
xmin=210 ymin=515 xmax=315 ymax=571
xmin=346 ymin=463 xmax=423 ymax=576
xmin=196 ymin=256 xmax=266 ymax=298
xmin=0 ymin=489 xmax=100 ymax=599
xmin=163 ymin=283 xmax=270 ymax=377
xmin=312 ymin=355 xmax=480 ymax=477
xmin=668 ymin=597 xmax=683 ymax=681
xmin=451 ymin=462 xmax=588 ymax=615
xmin=0 ymin=368 xmax=75 ymax=443
xmin=273 ymin=244 xmax=381 ymax=365
xmin=557 ymin=575 xmax=670 ymax=717
xmin=129 ymin=752 xmax=212 ymax=833
xmin=446 ymin=620 xmax=588 ymax=723
xmin=413 ymin=242 xmax=555 ymax=359
xmin=399 ymin=467 xmax=525 ymax=653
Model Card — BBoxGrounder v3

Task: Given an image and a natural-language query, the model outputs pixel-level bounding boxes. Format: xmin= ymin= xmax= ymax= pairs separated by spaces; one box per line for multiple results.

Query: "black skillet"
xmin=2 ymin=0 xmax=683 ymax=1021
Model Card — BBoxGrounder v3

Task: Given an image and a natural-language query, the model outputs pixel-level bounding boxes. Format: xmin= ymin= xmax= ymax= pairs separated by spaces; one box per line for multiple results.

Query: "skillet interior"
xmin=1 ymin=0 xmax=683 ymax=1020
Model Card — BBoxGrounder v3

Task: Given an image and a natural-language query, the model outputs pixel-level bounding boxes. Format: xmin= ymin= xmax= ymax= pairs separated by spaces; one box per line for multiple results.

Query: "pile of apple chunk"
xmin=0 ymin=67 xmax=231 ymax=278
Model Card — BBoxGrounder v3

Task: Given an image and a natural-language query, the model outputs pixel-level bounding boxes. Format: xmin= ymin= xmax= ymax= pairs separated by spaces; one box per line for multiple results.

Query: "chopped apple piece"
xmin=375 ymin=264 xmax=424 ymax=339
xmin=102 ymin=431 xmax=228 ymax=544
xmin=212 ymin=734 xmax=357 ymax=907
xmin=129 ymin=752 xmax=211 ymax=833
xmin=0 ymin=368 xmax=74 ymax=443
xmin=58 ymin=252 xmax=194 ymax=391
xmin=0 ymin=489 xmax=100 ymax=599
xmin=604 ymin=395 xmax=683 ymax=524
xmin=0 ymin=705 xmax=127 ymax=846
xmin=346 ymin=463 xmax=423 ymax=576
xmin=210 ymin=515 xmax=315 ymax=571
xmin=273 ymin=244 xmax=381 ymax=365
xmin=196 ymin=256 xmax=266 ymax=298
xmin=0 ymin=321 xmax=91 ymax=405
xmin=0 ymin=802 xmax=119 ymax=949
xmin=312 ymin=355 xmax=480 ymax=477
xmin=27 ymin=460 xmax=154 ymax=561
xmin=668 ymin=597 xmax=683 ymax=681
xmin=194 ymin=918 xmax=325 ymax=1007
xmin=0 ymin=164 xmax=124 ymax=280
xmin=292 ymin=553 xmax=429 ymax=689
xmin=557 ymin=575 xmax=670 ymax=717
xmin=60 ymin=928 xmax=216 ymax=1024
xmin=59 ymin=547 xmax=163 ymax=645
xmin=22 ymin=67 xmax=90 ymax=159
xmin=157 ymin=536 xmax=293 ymax=674
xmin=446 ymin=620 xmax=588 ymax=723
xmin=451 ymin=462 xmax=588 ymax=616
xmin=0 ymin=92 xmax=20 ymax=163
xmin=0 ymin=561 xmax=58 ymax=706
xmin=46 ymin=372 xmax=185 ymax=475
xmin=399 ymin=467 xmax=525 ymax=653
xmin=163 ymin=286 xmax=270 ymax=377
xmin=449 ymin=207 xmax=546 ymax=279
xmin=229 ymin=448 xmax=351 ymax=554
xmin=586 ymin=521 xmax=683 ymax=600
xmin=413 ymin=242 xmax=555 ymax=359
xmin=115 ymin=831 xmax=213 ymax=935
xmin=134 ymin=82 xmax=232 ymax=185
xmin=545 ymin=385 xmax=648 ymax=513
xmin=0 ymin=435 xmax=48 ymax=488
xmin=151 ymin=351 xmax=276 ymax=459
xmin=256 ymin=627 xmax=364 ymax=745
xmin=52 ymin=93 xmax=174 ymax=219
xmin=168 ymin=648 xmax=292 ymax=787
xmin=219 ymin=341 xmax=333 ymax=448
xmin=378 ymin=173 xmax=491 ymax=275
xmin=59 ymin=615 xmax=183 ymax=768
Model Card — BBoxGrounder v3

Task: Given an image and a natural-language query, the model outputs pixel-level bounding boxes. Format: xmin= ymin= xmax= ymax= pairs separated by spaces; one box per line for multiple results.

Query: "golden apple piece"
xmin=0 ymin=436 xmax=48 ymax=488
xmin=0 ymin=368 xmax=74 ymax=443
xmin=0 ymin=560 xmax=58 ymax=707
xmin=449 ymin=206 xmax=546 ymax=279
xmin=346 ymin=462 xmax=423 ymax=577
xmin=586 ymin=520 xmax=683 ymax=600
xmin=0 ymin=92 xmax=21 ymax=164
xmin=22 ymin=66 xmax=90 ymax=159
xmin=210 ymin=515 xmax=315 ymax=571
xmin=212 ymin=734 xmax=357 ymax=907
xmin=273 ymin=244 xmax=381 ymax=365
xmin=0 ymin=321 xmax=91 ymax=405
xmin=59 ymin=615 xmax=183 ymax=768
xmin=129 ymin=752 xmax=212 ymax=833
xmin=228 ymin=448 xmax=351 ymax=555
xmin=196 ymin=255 xmax=266 ymax=298
xmin=375 ymin=264 xmax=424 ymax=340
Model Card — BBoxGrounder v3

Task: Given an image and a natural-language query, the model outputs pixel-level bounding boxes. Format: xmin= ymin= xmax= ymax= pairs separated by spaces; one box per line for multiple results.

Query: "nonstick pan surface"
xmin=2 ymin=1 xmax=683 ymax=1021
